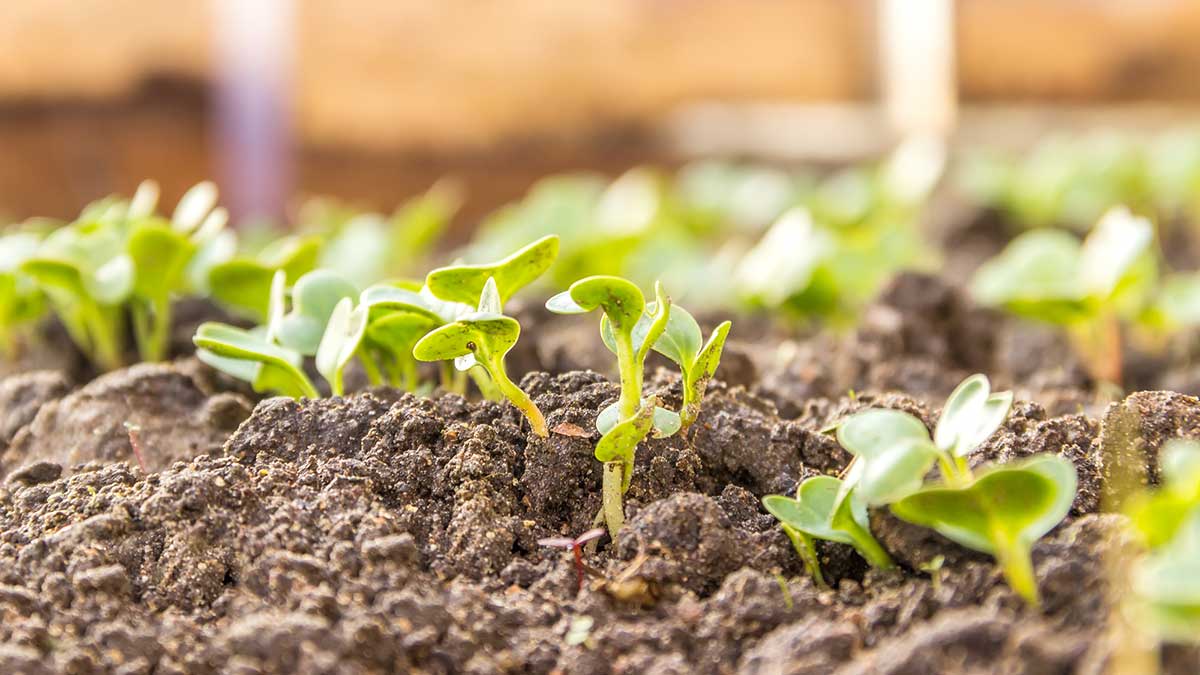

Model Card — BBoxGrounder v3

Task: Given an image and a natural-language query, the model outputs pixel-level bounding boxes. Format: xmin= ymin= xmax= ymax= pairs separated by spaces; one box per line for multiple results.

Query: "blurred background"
xmin=4 ymin=0 xmax=1200 ymax=227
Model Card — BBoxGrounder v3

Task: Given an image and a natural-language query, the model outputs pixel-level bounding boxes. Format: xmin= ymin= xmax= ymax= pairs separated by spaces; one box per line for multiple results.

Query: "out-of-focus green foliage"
xmin=958 ymin=128 xmax=1200 ymax=232
xmin=462 ymin=141 xmax=939 ymax=322
xmin=20 ymin=180 xmax=231 ymax=369
xmin=297 ymin=180 xmax=462 ymax=288
xmin=1126 ymin=439 xmax=1200 ymax=643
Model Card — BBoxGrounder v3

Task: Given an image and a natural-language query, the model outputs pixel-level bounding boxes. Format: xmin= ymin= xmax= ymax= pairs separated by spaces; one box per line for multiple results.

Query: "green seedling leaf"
xmin=208 ymin=236 xmax=321 ymax=321
xmin=426 ymin=234 xmax=559 ymax=306
xmin=596 ymin=401 xmax=681 ymax=438
xmin=193 ymin=321 xmax=317 ymax=399
xmin=890 ymin=454 xmax=1077 ymax=605
xmin=315 ymin=297 xmax=368 ymax=396
xmin=650 ymin=303 xmax=732 ymax=428
xmin=277 ymin=270 xmax=358 ymax=355
xmin=837 ymin=408 xmax=939 ymax=505
xmin=1079 ymin=206 xmax=1153 ymax=299
xmin=970 ymin=229 xmax=1091 ymax=324
xmin=594 ymin=396 xmax=657 ymax=464
xmin=413 ymin=280 xmax=546 ymax=436
xmin=547 ymin=275 xmax=645 ymax=332
xmin=934 ymin=373 xmax=1013 ymax=458
xmin=763 ymin=475 xmax=893 ymax=569
xmin=128 ymin=222 xmax=196 ymax=299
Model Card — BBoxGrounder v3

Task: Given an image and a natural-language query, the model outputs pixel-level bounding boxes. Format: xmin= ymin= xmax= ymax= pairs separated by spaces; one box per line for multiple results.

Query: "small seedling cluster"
xmin=959 ymin=128 xmax=1200 ymax=232
xmin=1125 ymin=439 xmax=1200 ymax=642
xmin=5 ymin=181 xmax=233 ymax=370
xmin=765 ymin=374 xmax=1077 ymax=606
xmin=972 ymin=206 xmax=1200 ymax=384
xmin=196 ymin=236 xmax=560 ymax=437
xmin=547 ymin=276 xmax=730 ymax=536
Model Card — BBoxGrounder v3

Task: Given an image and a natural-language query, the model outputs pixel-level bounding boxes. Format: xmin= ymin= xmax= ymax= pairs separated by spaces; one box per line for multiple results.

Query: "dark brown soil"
xmin=0 ymin=274 xmax=1196 ymax=673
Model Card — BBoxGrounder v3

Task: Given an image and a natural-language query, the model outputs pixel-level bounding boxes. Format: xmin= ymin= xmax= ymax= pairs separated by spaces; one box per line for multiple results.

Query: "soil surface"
xmin=0 ymin=274 xmax=1196 ymax=674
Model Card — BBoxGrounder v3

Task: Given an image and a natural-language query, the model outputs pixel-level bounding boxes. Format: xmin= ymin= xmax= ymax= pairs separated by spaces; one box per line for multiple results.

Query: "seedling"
xmin=834 ymin=374 xmax=1012 ymax=505
xmin=651 ymin=304 xmax=732 ymax=429
xmin=546 ymin=275 xmax=677 ymax=536
xmin=890 ymin=454 xmax=1078 ymax=606
xmin=763 ymin=474 xmax=894 ymax=586
xmin=422 ymin=235 xmax=559 ymax=399
xmin=0 ymin=230 xmax=46 ymax=357
xmin=826 ymin=374 xmax=1074 ymax=605
xmin=22 ymin=180 xmax=232 ymax=369
xmin=971 ymin=207 xmax=1155 ymax=384
xmin=194 ymin=271 xmax=336 ymax=398
xmin=538 ymin=527 xmax=606 ymax=591
xmin=413 ymin=278 xmax=548 ymax=436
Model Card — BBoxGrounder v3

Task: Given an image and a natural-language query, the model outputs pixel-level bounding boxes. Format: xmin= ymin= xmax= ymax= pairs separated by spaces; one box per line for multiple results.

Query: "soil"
xmin=0 ymin=273 xmax=1196 ymax=674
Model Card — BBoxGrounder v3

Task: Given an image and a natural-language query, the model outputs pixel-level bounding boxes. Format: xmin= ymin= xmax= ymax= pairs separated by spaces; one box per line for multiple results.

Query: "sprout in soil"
xmin=651 ymin=303 xmax=731 ymax=429
xmin=762 ymin=474 xmax=894 ymax=587
xmin=0 ymin=229 xmax=47 ymax=358
xmin=538 ymin=527 xmax=605 ymax=591
xmin=971 ymin=206 xmax=1155 ymax=385
xmin=421 ymin=235 xmax=559 ymax=398
xmin=827 ymin=374 xmax=1079 ymax=605
xmin=414 ymin=278 xmax=547 ymax=436
xmin=194 ymin=269 xmax=358 ymax=398
xmin=546 ymin=275 xmax=676 ymax=537
xmin=891 ymin=454 xmax=1077 ymax=607
xmin=21 ymin=180 xmax=232 ymax=369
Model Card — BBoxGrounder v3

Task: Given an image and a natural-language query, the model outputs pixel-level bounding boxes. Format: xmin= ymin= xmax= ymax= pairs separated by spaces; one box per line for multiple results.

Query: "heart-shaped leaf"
xmin=549 ymin=275 xmax=645 ymax=333
xmin=128 ymin=222 xmax=196 ymax=299
xmin=764 ymin=475 xmax=895 ymax=570
xmin=426 ymin=235 xmax=559 ymax=305
xmin=836 ymin=408 xmax=938 ymax=504
xmin=596 ymin=401 xmax=681 ymax=438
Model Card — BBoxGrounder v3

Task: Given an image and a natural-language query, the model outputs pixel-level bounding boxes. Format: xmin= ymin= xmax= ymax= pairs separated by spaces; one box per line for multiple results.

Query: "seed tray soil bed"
xmin=0 ymin=274 xmax=1196 ymax=674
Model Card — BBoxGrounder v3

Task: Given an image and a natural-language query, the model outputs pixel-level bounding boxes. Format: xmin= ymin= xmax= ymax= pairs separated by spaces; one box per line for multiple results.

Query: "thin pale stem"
xmin=996 ymin=538 xmax=1039 ymax=607
xmin=601 ymin=461 xmax=625 ymax=538
xmin=614 ymin=330 xmax=641 ymax=421
xmin=847 ymin=522 xmax=895 ymax=569
xmin=486 ymin=354 xmax=546 ymax=437
xmin=782 ymin=525 xmax=827 ymax=589
xmin=86 ymin=302 xmax=125 ymax=371
xmin=359 ymin=350 xmax=384 ymax=387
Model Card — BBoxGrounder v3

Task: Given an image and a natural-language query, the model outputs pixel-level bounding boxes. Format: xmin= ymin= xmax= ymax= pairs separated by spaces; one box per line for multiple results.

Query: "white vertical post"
xmin=212 ymin=0 xmax=295 ymax=225
xmin=878 ymin=0 xmax=957 ymax=139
